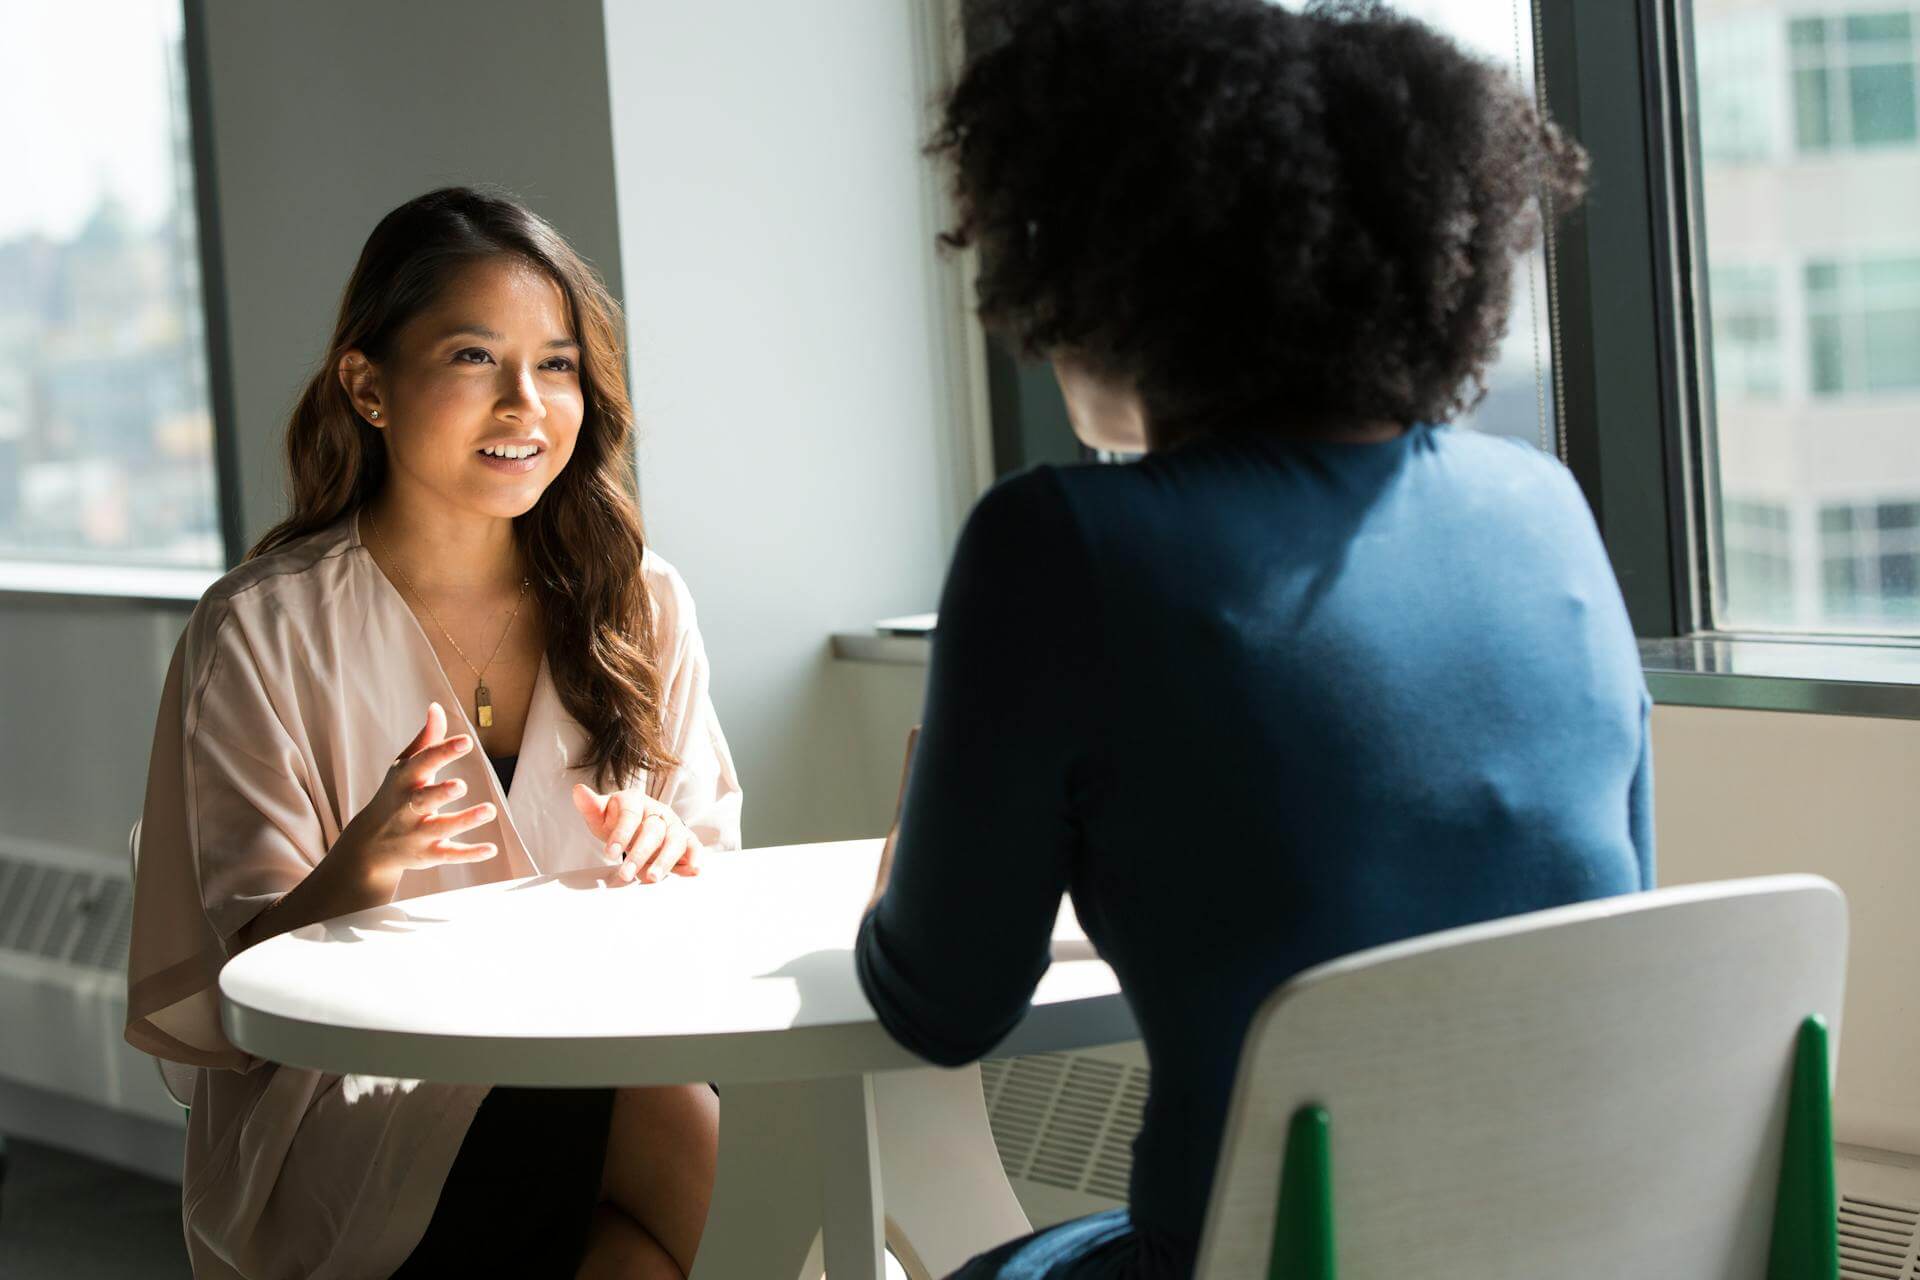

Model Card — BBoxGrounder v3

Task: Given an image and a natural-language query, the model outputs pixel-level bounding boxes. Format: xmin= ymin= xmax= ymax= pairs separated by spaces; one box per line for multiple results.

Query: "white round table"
xmin=220 ymin=839 xmax=1136 ymax=1280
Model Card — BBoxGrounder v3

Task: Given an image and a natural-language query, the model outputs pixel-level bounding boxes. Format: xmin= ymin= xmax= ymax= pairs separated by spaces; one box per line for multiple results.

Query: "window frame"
xmin=1550 ymin=0 xmax=1920 ymax=718
xmin=1538 ymin=0 xmax=1704 ymax=641
xmin=0 ymin=0 xmax=243 ymax=604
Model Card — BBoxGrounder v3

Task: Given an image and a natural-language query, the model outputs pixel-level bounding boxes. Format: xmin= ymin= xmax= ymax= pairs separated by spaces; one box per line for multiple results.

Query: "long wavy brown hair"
xmin=248 ymin=186 xmax=676 ymax=789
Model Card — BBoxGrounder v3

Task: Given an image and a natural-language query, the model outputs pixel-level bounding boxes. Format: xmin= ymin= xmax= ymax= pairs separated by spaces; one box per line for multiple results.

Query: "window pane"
xmin=1808 ymin=314 xmax=1848 ymax=394
xmin=1880 ymin=552 xmax=1917 ymax=596
xmin=1790 ymin=16 xmax=1828 ymax=50
xmin=1793 ymin=66 xmax=1835 ymax=149
xmin=1877 ymin=500 xmax=1920 ymax=529
xmin=0 ymin=1 xmax=222 ymax=570
xmin=1693 ymin=2 xmax=1920 ymax=636
xmin=1844 ymin=12 xmax=1911 ymax=44
xmin=1863 ymin=306 xmax=1920 ymax=390
xmin=1708 ymin=265 xmax=1782 ymax=398
xmin=1848 ymin=62 xmax=1919 ymax=145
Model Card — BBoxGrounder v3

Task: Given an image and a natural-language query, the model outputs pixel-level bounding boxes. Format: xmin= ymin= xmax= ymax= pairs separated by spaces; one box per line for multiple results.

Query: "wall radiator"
xmin=0 ymin=837 xmax=186 ymax=1144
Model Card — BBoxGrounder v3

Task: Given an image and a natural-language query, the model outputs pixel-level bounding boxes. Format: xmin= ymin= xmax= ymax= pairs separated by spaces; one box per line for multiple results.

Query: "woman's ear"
xmin=336 ymin=350 xmax=384 ymax=427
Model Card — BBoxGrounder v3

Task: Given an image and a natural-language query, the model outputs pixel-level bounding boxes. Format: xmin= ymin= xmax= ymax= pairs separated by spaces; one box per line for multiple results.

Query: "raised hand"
xmin=333 ymin=702 xmax=499 ymax=889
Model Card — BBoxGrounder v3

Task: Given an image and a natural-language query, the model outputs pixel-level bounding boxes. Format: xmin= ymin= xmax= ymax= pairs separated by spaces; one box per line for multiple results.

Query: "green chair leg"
xmin=1767 ymin=1014 xmax=1838 ymax=1280
xmin=1270 ymin=1105 xmax=1335 ymax=1280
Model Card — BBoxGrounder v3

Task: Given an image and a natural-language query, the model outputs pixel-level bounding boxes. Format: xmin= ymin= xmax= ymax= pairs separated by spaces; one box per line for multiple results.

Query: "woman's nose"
xmin=498 ymin=365 xmax=546 ymax=423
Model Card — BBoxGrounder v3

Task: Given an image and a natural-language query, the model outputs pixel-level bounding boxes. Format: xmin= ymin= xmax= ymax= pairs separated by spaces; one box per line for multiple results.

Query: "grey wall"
xmin=196 ymin=0 xmax=626 ymax=545
xmin=0 ymin=0 xmax=628 ymax=857
xmin=602 ymin=3 xmax=974 ymax=845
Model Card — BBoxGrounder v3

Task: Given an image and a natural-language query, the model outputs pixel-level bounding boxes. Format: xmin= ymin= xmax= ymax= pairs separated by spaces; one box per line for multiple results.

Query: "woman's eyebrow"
xmin=439 ymin=324 xmax=579 ymax=349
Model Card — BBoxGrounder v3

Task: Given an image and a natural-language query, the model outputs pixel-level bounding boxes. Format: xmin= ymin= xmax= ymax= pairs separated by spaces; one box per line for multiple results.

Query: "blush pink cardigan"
xmin=125 ymin=516 xmax=743 ymax=1278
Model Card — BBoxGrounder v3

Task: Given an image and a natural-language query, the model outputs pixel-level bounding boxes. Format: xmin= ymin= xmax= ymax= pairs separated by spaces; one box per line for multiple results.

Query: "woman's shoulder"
xmin=639 ymin=546 xmax=701 ymax=639
xmin=205 ymin=518 xmax=357 ymax=605
xmin=180 ymin=519 xmax=360 ymax=656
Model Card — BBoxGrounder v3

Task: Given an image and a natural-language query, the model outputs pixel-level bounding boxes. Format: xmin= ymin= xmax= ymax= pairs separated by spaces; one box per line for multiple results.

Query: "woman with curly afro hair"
xmin=855 ymin=2 xmax=1651 ymax=1276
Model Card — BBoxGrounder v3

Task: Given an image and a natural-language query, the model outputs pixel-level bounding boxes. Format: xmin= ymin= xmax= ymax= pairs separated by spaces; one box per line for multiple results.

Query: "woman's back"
xmin=857 ymin=424 xmax=1651 ymax=1264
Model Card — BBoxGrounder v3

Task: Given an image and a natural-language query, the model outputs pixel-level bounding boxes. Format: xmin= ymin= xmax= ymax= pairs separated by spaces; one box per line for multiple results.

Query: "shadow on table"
xmin=755 ymin=937 xmax=1103 ymax=1024
xmin=505 ymin=864 xmax=654 ymax=892
xmin=309 ymin=905 xmax=449 ymax=943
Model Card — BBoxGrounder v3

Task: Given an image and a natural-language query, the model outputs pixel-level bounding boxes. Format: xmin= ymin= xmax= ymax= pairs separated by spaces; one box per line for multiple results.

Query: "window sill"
xmin=1640 ymin=635 xmax=1920 ymax=720
xmin=0 ymin=560 xmax=221 ymax=607
xmin=833 ymin=627 xmax=1920 ymax=721
xmin=830 ymin=632 xmax=933 ymax=667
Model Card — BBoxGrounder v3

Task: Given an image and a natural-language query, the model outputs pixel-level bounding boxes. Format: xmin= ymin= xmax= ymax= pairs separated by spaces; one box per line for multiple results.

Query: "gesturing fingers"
xmin=570 ymin=783 xmax=611 ymax=839
xmin=644 ymin=823 xmax=694 ymax=883
xmin=402 ymin=734 xmax=473 ymax=788
xmin=606 ymin=797 xmax=648 ymax=862
xmin=406 ymin=777 xmax=467 ymax=816
xmin=668 ymin=835 xmax=704 ymax=878
xmin=428 ymin=838 xmax=498 ymax=865
xmin=419 ymin=801 xmax=496 ymax=840
xmin=397 ymin=701 xmax=447 ymax=762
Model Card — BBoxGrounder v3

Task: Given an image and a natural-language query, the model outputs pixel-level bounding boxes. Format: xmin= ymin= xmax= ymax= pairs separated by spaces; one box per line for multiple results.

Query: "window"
xmin=1789 ymin=11 xmax=1919 ymax=152
xmin=0 ymin=0 xmax=224 ymax=575
xmin=1805 ymin=256 xmax=1920 ymax=394
xmin=1387 ymin=0 xmax=1560 ymax=452
xmin=1820 ymin=498 xmax=1920 ymax=622
xmin=1708 ymin=265 xmax=1784 ymax=399
xmin=1697 ymin=14 xmax=1787 ymax=162
xmin=1689 ymin=2 xmax=1920 ymax=636
xmin=1721 ymin=498 xmax=1797 ymax=623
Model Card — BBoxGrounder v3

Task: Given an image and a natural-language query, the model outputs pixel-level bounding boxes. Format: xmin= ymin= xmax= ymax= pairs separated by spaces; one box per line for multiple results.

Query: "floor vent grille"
xmin=980 ymin=1052 xmax=1149 ymax=1199
xmin=1840 ymin=1193 xmax=1920 ymax=1280
xmin=0 ymin=851 xmax=131 ymax=972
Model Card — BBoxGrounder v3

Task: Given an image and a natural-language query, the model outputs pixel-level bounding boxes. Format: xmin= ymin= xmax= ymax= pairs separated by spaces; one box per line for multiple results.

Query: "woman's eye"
xmin=542 ymin=357 xmax=577 ymax=373
xmin=454 ymin=348 xmax=494 ymax=365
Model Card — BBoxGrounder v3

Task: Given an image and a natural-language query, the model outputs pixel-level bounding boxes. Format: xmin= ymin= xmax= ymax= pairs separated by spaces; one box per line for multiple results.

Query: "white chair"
xmin=128 ymin=820 xmax=196 ymax=1111
xmin=1194 ymin=875 xmax=1847 ymax=1280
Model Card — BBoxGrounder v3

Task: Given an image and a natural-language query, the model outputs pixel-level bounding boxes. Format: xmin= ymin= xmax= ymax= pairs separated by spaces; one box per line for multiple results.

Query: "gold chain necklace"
xmin=366 ymin=512 xmax=529 ymax=730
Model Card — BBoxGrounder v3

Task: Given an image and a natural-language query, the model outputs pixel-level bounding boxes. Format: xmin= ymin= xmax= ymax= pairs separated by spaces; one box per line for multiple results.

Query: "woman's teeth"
xmin=480 ymin=444 xmax=541 ymax=459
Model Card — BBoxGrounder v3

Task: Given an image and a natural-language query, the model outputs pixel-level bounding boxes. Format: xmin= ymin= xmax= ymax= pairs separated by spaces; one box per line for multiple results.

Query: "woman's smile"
xmin=474 ymin=437 xmax=547 ymax=474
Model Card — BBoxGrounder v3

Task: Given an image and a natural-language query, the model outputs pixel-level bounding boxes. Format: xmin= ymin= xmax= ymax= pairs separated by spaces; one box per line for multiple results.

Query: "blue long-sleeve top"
xmin=855 ymin=424 xmax=1653 ymax=1270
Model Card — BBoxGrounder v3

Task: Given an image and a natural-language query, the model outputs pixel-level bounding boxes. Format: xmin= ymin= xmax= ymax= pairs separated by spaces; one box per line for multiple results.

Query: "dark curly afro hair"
xmin=934 ymin=0 xmax=1590 ymax=442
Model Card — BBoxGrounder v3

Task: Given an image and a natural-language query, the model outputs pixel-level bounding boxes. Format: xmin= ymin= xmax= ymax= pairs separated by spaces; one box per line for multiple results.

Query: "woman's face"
xmin=1052 ymin=352 xmax=1149 ymax=453
xmin=340 ymin=255 xmax=584 ymax=521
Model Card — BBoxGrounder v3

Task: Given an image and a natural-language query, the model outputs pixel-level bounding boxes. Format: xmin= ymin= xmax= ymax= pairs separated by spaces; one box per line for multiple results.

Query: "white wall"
xmin=602 ymin=2 xmax=979 ymax=845
xmin=197 ymin=0 xmax=627 ymax=545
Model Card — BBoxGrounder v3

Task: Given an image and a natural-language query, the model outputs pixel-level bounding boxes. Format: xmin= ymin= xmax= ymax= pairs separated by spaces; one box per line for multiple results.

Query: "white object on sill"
xmin=874 ymin=613 xmax=936 ymax=636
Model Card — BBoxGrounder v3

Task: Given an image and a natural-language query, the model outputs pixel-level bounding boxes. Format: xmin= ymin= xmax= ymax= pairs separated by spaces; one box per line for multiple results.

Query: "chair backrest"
xmin=128 ymin=820 xmax=195 ymax=1111
xmin=1194 ymin=875 xmax=1848 ymax=1280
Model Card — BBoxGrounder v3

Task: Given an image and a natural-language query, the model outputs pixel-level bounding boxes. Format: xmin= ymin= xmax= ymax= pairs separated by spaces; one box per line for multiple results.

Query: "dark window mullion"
xmin=1538 ymin=0 xmax=1701 ymax=638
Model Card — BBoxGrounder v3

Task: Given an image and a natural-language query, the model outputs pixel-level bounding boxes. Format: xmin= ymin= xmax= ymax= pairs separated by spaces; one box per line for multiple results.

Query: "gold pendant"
xmin=475 ymin=681 xmax=494 ymax=728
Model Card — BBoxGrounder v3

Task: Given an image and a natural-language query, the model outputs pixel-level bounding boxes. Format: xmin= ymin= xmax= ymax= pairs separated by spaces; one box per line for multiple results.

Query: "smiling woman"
xmin=125 ymin=187 xmax=743 ymax=1280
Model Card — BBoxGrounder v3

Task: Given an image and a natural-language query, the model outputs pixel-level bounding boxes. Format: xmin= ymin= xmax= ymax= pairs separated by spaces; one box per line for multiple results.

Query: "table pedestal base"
xmin=691 ymin=1064 xmax=1033 ymax=1280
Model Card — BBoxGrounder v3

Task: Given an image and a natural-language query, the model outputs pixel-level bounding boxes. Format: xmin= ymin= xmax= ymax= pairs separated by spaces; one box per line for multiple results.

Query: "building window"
xmin=1720 ymin=497 xmax=1797 ymax=624
xmin=1805 ymin=257 xmax=1920 ymax=395
xmin=1690 ymin=3 xmax=1920 ymax=637
xmin=1708 ymin=266 xmax=1784 ymax=399
xmin=1820 ymin=498 xmax=1920 ymax=622
xmin=0 ymin=1 xmax=224 ymax=574
xmin=1697 ymin=15 xmax=1786 ymax=162
xmin=1789 ymin=11 xmax=1919 ymax=152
